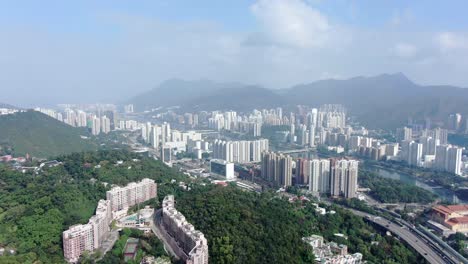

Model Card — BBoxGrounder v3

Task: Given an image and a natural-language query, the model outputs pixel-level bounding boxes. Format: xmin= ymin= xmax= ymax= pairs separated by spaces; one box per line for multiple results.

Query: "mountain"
xmin=127 ymin=79 xmax=244 ymax=111
xmin=128 ymin=74 xmax=468 ymax=129
xmin=0 ymin=102 xmax=20 ymax=109
xmin=283 ymin=73 xmax=468 ymax=128
xmin=127 ymin=79 xmax=285 ymax=112
xmin=0 ymin=111 xmax=96 ymax=158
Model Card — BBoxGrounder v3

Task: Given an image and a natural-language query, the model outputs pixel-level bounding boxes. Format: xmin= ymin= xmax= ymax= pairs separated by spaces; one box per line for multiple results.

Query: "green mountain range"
xmin=0 ymin=111 xmax=96 ymax=158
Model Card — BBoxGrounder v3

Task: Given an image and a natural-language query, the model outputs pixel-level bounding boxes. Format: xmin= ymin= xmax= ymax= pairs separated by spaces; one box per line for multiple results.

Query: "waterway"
xmin=369 ymin=166 xmax=468 ymax=204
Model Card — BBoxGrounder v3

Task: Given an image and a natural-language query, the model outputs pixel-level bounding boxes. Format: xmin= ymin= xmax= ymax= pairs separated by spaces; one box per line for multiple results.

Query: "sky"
xmin=1 ymin=0 xmax=468 ymax=106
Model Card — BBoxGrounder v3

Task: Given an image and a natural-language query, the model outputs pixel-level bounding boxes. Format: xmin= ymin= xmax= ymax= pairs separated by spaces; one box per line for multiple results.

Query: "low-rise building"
xmin=431 ymin=205 xmax=468 ymax=233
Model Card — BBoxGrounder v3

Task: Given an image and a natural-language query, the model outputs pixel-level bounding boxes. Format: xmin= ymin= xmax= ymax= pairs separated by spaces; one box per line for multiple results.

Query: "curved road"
xmin=349 ymin=209 xmax=449 ymax=264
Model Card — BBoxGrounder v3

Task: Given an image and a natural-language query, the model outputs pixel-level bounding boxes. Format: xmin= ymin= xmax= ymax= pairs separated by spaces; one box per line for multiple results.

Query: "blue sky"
xmin=1 ymin=0 xmax=468 ymax=106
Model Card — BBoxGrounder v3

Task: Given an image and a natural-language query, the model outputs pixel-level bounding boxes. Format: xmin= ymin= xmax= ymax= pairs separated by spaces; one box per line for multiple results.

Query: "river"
xmin=369 ymin=166 xmax=468 ymax=204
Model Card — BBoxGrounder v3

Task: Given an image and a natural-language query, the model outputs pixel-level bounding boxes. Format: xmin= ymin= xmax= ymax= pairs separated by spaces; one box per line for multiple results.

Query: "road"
xmin=349 ymin=209 xmax=452 ymax=264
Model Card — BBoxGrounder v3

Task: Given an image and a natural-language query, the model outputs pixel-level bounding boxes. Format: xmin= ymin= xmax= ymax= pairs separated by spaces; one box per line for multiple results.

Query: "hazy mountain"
xmin=284 ymin=73 xmax=468 ymax=128
xmin=0 ymin=111 xmax=96 ymax=158
xmin=185 ymin=85 xmax=285 ymax=111
xmin=128 ymin=74 xmax=468 ymax=128
xmin=0 ymin=102 xmax=20 ymax=109
xmin=127 ymin=79 xmax=246 ymax=111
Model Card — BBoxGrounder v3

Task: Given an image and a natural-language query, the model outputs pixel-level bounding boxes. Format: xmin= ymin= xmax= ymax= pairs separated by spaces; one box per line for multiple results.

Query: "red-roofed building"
xmin=431 ymin=205 xmax=468 ymax=233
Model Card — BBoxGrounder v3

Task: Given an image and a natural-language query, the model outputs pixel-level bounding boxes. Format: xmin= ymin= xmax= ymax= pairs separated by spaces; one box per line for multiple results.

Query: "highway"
xmin=349 ymin=209 xmax=460 ymax=264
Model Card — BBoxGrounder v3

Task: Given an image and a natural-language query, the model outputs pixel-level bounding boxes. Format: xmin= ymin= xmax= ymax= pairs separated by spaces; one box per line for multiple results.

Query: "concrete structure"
xmin=212 ymin=139 xmax=268 ymax=163
xmin=330 ymin=159 xmax=359 ymax=199
xmin=261 ymin=151 xmax=293 ymax=187
xmin=64 ymin=179 xmax=157 ymax=262
xmin=210 ymin=159 xmax=235 ymax=180
xmin=106 ymin=178 xmax=157 ymax=218
xmin=431 ymin=205 xmax=468 ymax=233
xmin=161 ymin=195 xmax=209 ymax=264
xmin=302 ymin=235 xmax=363 ymax=264
xmin=63 ymin=200 xmax=111 ymax=263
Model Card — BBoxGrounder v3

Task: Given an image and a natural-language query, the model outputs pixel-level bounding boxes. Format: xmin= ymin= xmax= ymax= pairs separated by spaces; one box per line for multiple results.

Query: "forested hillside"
xmin=0 ymin=150 xmax=185 ymax=263
xmin=0 ymin=111 xmax=96 ymax=158
xmin=176 ymin=185 xmax=426 ymax=264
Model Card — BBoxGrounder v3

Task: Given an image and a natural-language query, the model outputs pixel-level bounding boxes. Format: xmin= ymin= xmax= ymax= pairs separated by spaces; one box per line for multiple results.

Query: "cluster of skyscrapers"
xmin=261 ymin=152 xmax=359 ymax=198
xmin=260 ymin=151 xmax=293 ymax=186
xmin=397 ymin=127 xmax=464 ymax=175
xmin=63 ymin=178 xmax=157 ymax=263
xmin=212 ymin=139 xmax=269 ymax=163
xmin=304 ymin=158 xmax=359 ymax=199
xmin=161 ymin=195 xmax=209 ymax=264
xmin=35 ymin=107 xmax=115 ymax=135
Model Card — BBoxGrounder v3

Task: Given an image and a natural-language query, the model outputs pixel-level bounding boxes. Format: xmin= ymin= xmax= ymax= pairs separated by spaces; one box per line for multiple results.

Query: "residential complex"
xmin=161 ymin=195 xmax=209 ymax=264
xmin=212 ymin=139 xmax=269 ymax=163
xmin=63 ymin=200 xmax=112 ymax=263
xmin=106 ymin=178 xmax=158 ymax=219
xmin=63 ymin=178 xmax=157 ymax=263
xmin=306 ymin=158 xmax=359 ymax=199
xmin=261 ymin=151 xmax=293 ymax=187
xmin=303 ymin=235 xmax=363 ymax=264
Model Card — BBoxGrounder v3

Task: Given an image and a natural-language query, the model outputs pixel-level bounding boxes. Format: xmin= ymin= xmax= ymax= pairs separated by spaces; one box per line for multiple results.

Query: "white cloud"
xmin=250 ymin=0 xmax=330 ymax=48
xmin=436 ymin=32 xmax=468 ymax=51
xmin=394 ymin=43 xmax=417 ymax=58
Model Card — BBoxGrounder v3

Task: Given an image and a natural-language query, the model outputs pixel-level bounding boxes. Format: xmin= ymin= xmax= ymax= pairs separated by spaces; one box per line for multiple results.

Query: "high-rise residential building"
xmin=150 ymin=125 xmax=161 ymax=149
xmin=296 ymin=158 xmax=309 ymax=185
xmin=106 ymin=178 xmax=157 ymax=217
xmin=409 ymin=142 xmax=423 ymax=167
xmin=308 ymin=125 xmax=316 ymax=147
xmin=423 ymin=127 xmax=449 ymax=145
xmin=63 ymin=224 xmax=94 ymax=263
xmin=435 ymin=145 xmax=463 ymax=175
xmin=420 ymin=136 xmax=439 ymax=156
xmin=212 ymin=139 xmax=268 ymax=163
xmin=309 ymin=159 xmax=331 ymax=193
xmin=124 ymin=104 xmax=134 ymax=113
xmin=330 ymin=159 xmax=359 ymax=199
xmin=385 ymin=143 xmax=399 ymax=157
xmin=63 ymin=200 xmax=112 ymax=263
xmin=317 ymin=104 xmax=346 ymax=128
xmin=448 ymin=113 xmax=462 ymax=131
xmin=100 ymin=116 xmax=111 ymax=134
xmin=396 ymin=127 xmax=412 ymax=141
xmin=289 ymin=124 xmax=295 ymax=143
xmin=161 ymin=196 xmax=209 ymax=264
xmin=261 ymin=151 xmax=293 ymax=187
xmin=348 ymin=136 xmax=361 ymax=152
xmin=91 ymin=116 xmax=101 ymax=135
xmin=77 ymin=111 xmax=87 ymax=127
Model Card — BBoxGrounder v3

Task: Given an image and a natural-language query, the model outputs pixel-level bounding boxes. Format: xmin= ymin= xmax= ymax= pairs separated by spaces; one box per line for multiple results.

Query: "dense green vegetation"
xmin=359 ymin=169 xmax=436 ymax=203
xmin=176 ymin=185 xmax=425 ymax=264
xmin=0 ymin=150 xmax=187 ymax=263
xmin=0 ymin=149 xmax=428 ymax=263
xmin=0 ymin=111 xmax=96 ymax=158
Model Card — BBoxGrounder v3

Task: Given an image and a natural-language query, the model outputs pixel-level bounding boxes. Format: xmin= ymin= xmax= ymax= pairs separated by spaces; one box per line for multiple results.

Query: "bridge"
xmin=349 ymin=208 xmax=466 ymax=264
xmin=278 ymin=147 xmax=316 ymax=154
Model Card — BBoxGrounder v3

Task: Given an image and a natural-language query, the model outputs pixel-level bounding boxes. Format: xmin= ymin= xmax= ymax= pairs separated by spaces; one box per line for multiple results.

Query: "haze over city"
xmin=3 ymin=1 xmax=468 ymax=264
xmin=2 ymin=0 xmax=468 ymax=106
